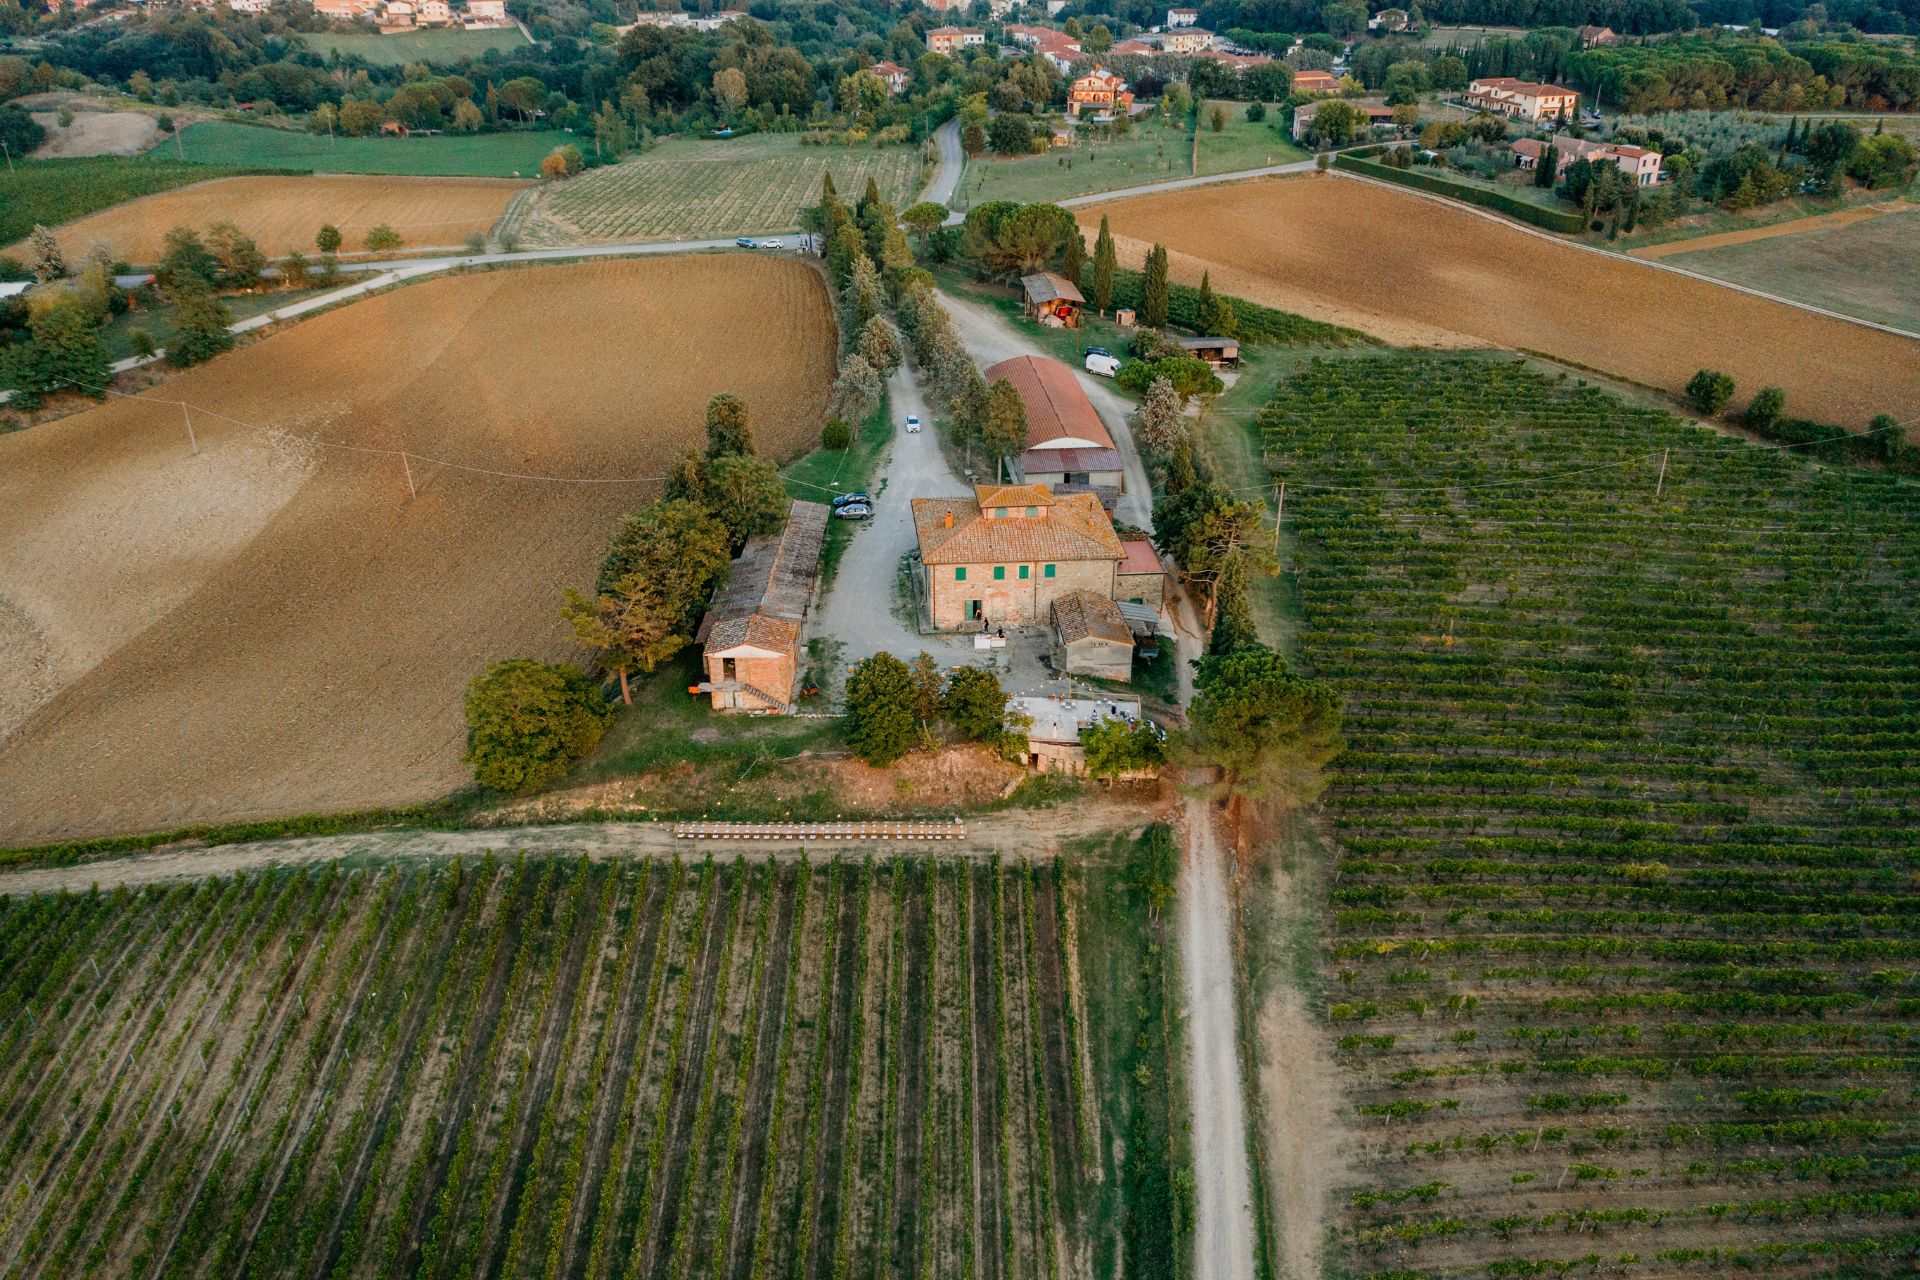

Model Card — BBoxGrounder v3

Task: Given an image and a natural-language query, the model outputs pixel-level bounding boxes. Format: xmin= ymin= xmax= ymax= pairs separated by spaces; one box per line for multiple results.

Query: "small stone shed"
xmin=1049 ymin=588 xmax=1134 ymax=680
xmin=694 ymin=500 xmax=828 ymax=712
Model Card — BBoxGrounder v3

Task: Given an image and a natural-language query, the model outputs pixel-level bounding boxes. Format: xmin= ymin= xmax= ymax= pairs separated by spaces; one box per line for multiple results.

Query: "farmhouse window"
xmin=1018 ymin=565 xmax=1030 ymax=579
xmin=956 ymin=567 xmax=967 ymax=581
xmin=1026 ymin=506 xmax=1038 ymax=516
xmin=1044 ymin=564 xmax=1056 ymax=578
xmin=993 ymin=566 xmax=1006 ymax=580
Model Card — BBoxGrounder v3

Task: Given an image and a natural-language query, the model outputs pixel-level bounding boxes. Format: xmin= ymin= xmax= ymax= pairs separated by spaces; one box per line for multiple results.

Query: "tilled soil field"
xmin=1083 ymin=175 xmax=1920 ymax=427
xmin=0 ymin=255 xmax=835 ymax=845
xmin=11 ymin=173 xmax=528 ymax=264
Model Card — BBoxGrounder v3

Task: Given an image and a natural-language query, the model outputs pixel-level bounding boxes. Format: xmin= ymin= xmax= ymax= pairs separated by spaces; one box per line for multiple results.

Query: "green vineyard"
xmin=0 ymin=852 xmax=1179 ymax=1280
xmin=1261 ymin=356 xmax=1920 ymax=1278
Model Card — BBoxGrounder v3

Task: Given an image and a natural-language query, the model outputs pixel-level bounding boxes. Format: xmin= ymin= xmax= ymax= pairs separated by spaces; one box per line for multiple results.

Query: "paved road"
xmin=808 ymin=354 xmax=966 ymax=670
xmin=924 ymin=117 xmax=965 ymax=211
xmin=935 ymin=287 xmax=1156 ymax=532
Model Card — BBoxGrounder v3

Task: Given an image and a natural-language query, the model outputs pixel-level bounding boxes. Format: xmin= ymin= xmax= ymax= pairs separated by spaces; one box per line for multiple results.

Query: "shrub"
xmin=821 ymin=417 xmax=852 ymax=449
xmin=127 ymin=328 xmax=157 ymax=358
xmin=363 ymin=224 xmax=404 ymax=252
xmin=1685 ymin=368 xmax=1736 ymax=415
xmin=1745 ymin=385 xmax=1785 ymax=430
xmin=845 ymin=652 xmax=917 ymax=765
xmin=463 ymin=659 xmax=610 ymax=793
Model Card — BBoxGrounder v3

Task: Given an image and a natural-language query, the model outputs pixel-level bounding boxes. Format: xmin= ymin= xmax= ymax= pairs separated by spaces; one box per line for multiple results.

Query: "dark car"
xmin=735 ymin=237 xmax=755 ymax=248
xmin=830 ymin=491 xmax=872 ymax=509
xmin=833 ymin=502 xmax=873 ymax=520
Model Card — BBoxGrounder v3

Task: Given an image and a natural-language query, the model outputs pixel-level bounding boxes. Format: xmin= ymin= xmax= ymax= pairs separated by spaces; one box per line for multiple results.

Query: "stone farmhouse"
xmin=693 ymin=500 xmax=828 ymax=713
xmin=1511 ymin=136 xmax=1663 ymax=184
xmin=912 ymin=484 xmax=1126 ymax=630
xmin=1067 ymin=67 xmax=1134 ymax=118
xmin=1465 ymin=76 xmax=1579 ymax=122
xmin=869 ymin=60 xmax=912 ymax=94
xmin=927 ymin=25 xmax=987 ymax=53
xmin=990 ymin=355 xmax=1125 ymax=495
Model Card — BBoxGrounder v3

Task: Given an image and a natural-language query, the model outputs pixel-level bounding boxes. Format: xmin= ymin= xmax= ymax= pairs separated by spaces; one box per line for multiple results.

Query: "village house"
xmin=379 ymin=0 xmax=414 ymax=30
xmin=1007 ymin=23 xmax=1083 ymax=72
xmin=1292 ymin=96 xmax=1397 ymax=139
xmin=1166 ymin=5 xmax=1198 ymax=25
xmin=1010 ymin=693 xmax=1152 ymax=774
xmin=1465 ymin=76 xmax=1579 ymax=122
xmin=912 ymin=484 xmax=1126 ymax=630
xmin=1368 ymin=6 xmax=1409 ymax=30
xmin=1067 ymin=66 xmax=1133 ymax=117
xmin=693 ymin=500 xmax=827 ymax=713
xmin=463 ymin=0 xmax=506 ymax=25
xmin=1575 ymin=24 xmax=1619 ymax=45
xmin=927 ymin=25 xmax=986 ymax=53
xmin=1159 ymin=26 xmax=1214 ymax=52
xmin=1115 ymin=538 xmax=1168 ymax=610
xmin=1511 ymin=136 xmax=1663 ymax=184
xmin=1109 ymin=37 xmax=1156 ymax=56
xmin=1193 ymin=48 xmax=1274 ymax=70
xmin=989 ymin=354 xmax=1126 ymax=494
xmin=687 ymin=9 xmax=747 ymax=29
xmin=414 ymin=0 xmax=452 ymax=25
xmin=870 ymin=60 xmax=912 ymax=94
xmin=1050 ymin=590 xmax=1134 ymax=680
xmin=1289 ymin=68 xmax=1342 ymax=95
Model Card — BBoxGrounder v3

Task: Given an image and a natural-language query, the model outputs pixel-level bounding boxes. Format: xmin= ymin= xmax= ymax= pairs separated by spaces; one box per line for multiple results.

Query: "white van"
xmin=1084 ymin=348 xmax=1121 ymax=377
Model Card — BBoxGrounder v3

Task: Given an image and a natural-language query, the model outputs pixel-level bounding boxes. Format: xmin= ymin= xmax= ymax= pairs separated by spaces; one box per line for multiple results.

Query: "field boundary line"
xmin=1328 ymin=169 xmax=1920 ymax=342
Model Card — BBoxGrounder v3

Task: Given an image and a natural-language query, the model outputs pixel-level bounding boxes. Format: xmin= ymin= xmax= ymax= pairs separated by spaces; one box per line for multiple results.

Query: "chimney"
xmin=944 ymin=511 xmax=953 ymax=528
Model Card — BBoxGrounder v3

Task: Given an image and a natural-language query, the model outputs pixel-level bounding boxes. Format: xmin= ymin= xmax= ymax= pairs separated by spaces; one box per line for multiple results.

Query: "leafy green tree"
xmin=1117 ymin=355 xmax=1222 ymax=400
xmin=1154 ymin=480 xmax=1273 ymax=627
xmin=1194 ymin=270 xmax=1235 ymax=337
xmin=1139 ymin=243 xmax=1169 ymax=328
xmin=704 ymin=392 xmax=754 ymax=459
xmin=983 ymin=378 xmax=1029 ymax=479
xmin=596 ymin=497 xmax=732 ymax=597
xmin=845 ymin=652 xmax=918 ymax=765
xmin=1746 ymin=385 xmax=1786 ymax=430
xmin=1685 ymin=368 xmax=1736 ymax=415
xmin=281 ymin=250 xmax=311 ymax=288
xmin=206 ymin=221 xmax=266 ymax=288
xmin=464 ymin=659 xmax=610 ymax=792
xmin=1534 ymin=141 xmax=1558 ymax=188
xmin=1092 ymin=215 xmax=1117 ymax=314
xmin=1208 ymin=104 xmax=1226 ymax=133
xmin=1 ymin=292 xmax=109 ymax=408
xmin=1133 ymin=823 xmax=1178 ymax=921
xmin=907 ymin=652 xmax=946 ymax=729
xmin=1245 ymin=100 xmax=1267 ymax=123
xmin=27 ymin=225 xmax=65 ymax=282
xmin=364 ymin=223 xmax=404 ymax=251
xmin=703 ymin=453 xmax=789 ymax=549
xmin=856 ymin=315 xmax=902 ymax=377
xmin=942 ymin=666 xmax=1008 ymax=741
xmin=159 ymin=226 xmax=219 ymax=290
xmin=950 ymin=369 xmax=992 ymax=467
xmin=902 ymin=201 xmax=949 ymax=254
xmin=0 ymin=104 xmax=46 ymax=158
xmin=1131 ymin=376 xmax=1187 ymax=458
xmin=1188 ymin=643 xmax=1343 ymax=814
xmin=822 ymin=418 xmax=852 ymax=449
xmin=165 ymin=283 xmax=235 ymax=368
xmin=1208 ymin=558 xmax=1260 ymax=654
xmin=961 ymin=120 xmax=987 ymax=157
xmin=1306 ymin=99 xmax=1364 ymax=147
xmin=963 ymin=201 xmax=1077 ymax=280
xmin=1061 ymin=227 xmax=1086 ymax=287
xmin=1082 ymin=718 xmax=1166 ymax=785
xmin=316 ymin=224 xmax=343 ymax=253
xmin=988 ymin=112 xmax=1032 ymax=155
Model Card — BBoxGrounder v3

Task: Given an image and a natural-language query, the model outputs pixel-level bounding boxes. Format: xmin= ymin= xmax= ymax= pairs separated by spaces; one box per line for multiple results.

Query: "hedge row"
xmin=1082 ymin=264 xmax=1372 ymax=347
xmin=1335 ymin=150 xmax=1588 ymax=234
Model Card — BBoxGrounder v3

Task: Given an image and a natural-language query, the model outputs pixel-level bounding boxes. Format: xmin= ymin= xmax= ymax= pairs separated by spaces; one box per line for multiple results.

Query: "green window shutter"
xmin=993 ymin=566 xmax=1006 ymax=580
xmin=956 ymin=567 xmax=966 ymax=581
xmin=1019 ymin=565 xmax=1030 ymax=579
xmin=1044 ymin=564 xmax=1056 ymax=578
xmin=1026 ymin=506 xmax=1038 ymax=516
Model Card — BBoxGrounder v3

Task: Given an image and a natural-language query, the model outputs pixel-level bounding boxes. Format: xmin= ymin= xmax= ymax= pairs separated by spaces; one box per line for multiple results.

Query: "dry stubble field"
xmin=0 ymin=255 xmax=836 ymax=845
xmin=9 ymin=174 xmax=530 ymax=264
xmin=1084 ymin=176 xmax=1920 ymax=428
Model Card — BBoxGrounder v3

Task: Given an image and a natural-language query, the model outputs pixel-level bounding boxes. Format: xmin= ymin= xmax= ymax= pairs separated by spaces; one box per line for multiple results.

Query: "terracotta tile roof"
xmin=699 ymin=499 xmax=827 ymax=653
xmin=1051 ymin=589 xmax=1133 ymax=644
xmin=975 ymin=482 xmax=1054 ymax=508
xmin=985 ymin=354 xmax=1114 ymax=451
xmin=1019 ymin=446 xmax=1123 ymax=475
xmin=1117 ymin=539 xmax=1163 ymax=577
xmin=913 ymin=487 xmax=1124 ymax=567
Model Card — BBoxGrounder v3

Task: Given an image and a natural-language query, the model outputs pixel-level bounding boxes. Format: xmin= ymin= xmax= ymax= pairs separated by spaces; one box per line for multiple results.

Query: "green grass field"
xmin=166 ymin=121 xmax=564 ymax=177
xmin=0 ymin=155 xmax=274 ymax=249
xmin=296 ymin=25 xmax=530 ymax=67
xmin=958 ymin=104 xmax=1307 ymax=208
xmin=1654 ymin=208 xmax=1920 ymax=332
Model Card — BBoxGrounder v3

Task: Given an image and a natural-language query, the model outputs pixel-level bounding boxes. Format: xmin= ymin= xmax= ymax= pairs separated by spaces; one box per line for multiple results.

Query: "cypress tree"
xmin=1061 ymin=229 xmax=1086 ymax=288
xmin=1535 ymin=142 xmax=1557 ymax=188
xmin=1092 ymin=215 xmax=1117 ymax=314
xmin=1140 ymin=243 xmax=1169 ymax=328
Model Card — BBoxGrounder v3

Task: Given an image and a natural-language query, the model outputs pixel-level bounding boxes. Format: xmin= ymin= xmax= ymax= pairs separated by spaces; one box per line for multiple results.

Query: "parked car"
xmin=830 ymin=491 xmax=871 ymax=509
xmin=758 ymin=238 xmax=783 ymax=250
xmin=734 ymin=237 xmax=755 ymax=248
xmin=904 ymin=415 xmax=922 ymax=433
xmin=1084 ymin=348 xmax=1121 ymax=377
xmin=833 ymin=502 xmax=873 ymax=520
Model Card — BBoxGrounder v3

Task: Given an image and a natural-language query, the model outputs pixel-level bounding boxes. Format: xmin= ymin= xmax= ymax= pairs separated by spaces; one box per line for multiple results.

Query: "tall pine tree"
xmin=1092 ymin=215 xmax=1117 ymax=314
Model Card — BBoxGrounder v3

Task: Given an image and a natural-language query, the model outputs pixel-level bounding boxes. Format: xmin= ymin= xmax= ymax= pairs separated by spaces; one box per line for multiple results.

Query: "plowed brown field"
xmin=0 ymin=255 xmax=837 ymax=844
xmin=7 ymin=173 xmax=528 ymax=264
xmin=1084 ymin=175 xmax=1920 ymax=427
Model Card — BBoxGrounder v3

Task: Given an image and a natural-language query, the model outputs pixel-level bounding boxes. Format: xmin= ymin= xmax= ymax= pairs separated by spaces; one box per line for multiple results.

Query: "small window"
xmin=1018 ymin=565 xmax=1030 ymax=580
xmin=995 ymin=508 xmax=1008 ymax=518
xmin=1026 ymin=506 xmax=1038 ymax=517
xmin=993 ymin=566 xmax=1006 ymax=581
xmin=955 ymin=567 xmax=967 ymax=581
xmin=1044 ymin=564 xmax=1056 ymax=578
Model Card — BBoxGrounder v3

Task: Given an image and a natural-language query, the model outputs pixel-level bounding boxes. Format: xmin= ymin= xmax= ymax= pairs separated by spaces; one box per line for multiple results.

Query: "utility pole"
xmin=400 ymin=450 xmax=416 ymax=500
xmin=1 ymin=140 xmax=12 ymax=177
xmin=1273 ymin=480 xmax=1285 ymax=558
xmin=1654 ymin=447 xmax=1669 ymax=499
xmin=180 ymin=402 xmax=199 ymax=456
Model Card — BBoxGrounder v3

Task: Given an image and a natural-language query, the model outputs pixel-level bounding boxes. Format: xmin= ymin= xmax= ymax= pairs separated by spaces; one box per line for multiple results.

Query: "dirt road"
xmin=1179 ymin=793 xmax=1258 ymax=1280
xmin=0 ymin=802 xmax=1154 ymax=896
